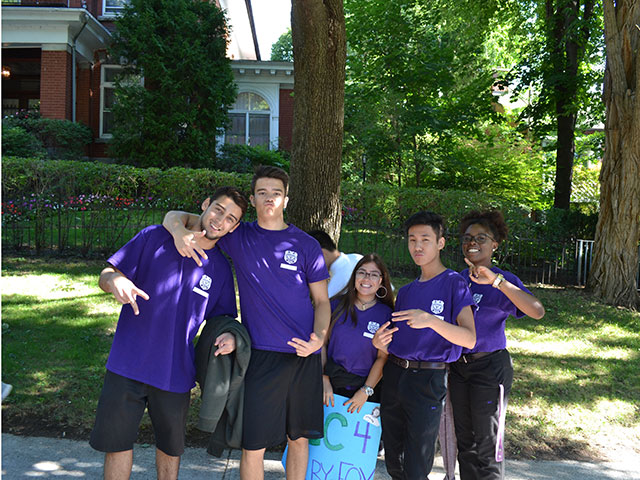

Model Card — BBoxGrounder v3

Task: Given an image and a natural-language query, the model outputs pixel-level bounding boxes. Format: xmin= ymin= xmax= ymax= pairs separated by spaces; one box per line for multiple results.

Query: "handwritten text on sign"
xmin=283 ymin=394 xmax=382 ymax=480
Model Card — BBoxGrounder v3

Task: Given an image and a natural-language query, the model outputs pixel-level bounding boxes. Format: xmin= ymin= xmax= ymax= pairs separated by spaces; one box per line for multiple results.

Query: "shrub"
xmin=3 ymin=115 xmax=92 ymax=160
xmin=1 ymin=126 xmax=46 ymax=158
xmin=340 ymin=182 xmax=535 ymax=237
xmin=34 ymin=118 xmax=93 ymax=159
xmin=216 ymin=144 xmax=290 ymax=173
xmin=1 ymin=157 xmax=252 ymax=213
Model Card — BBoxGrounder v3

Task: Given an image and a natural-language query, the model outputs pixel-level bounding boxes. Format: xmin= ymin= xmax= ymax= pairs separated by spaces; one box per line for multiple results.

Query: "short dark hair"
xmin=251 ymin=165 xmax=289 ymax=194
xmin=404 ymin=211 xmax=445 ymax=238
xmin=307 ymin=230 xmax=337 ymax=251
xmin=459 ymin=210 xmax=508 ymax=243
xmin=211 ymin=186 xmax=248 ymax=219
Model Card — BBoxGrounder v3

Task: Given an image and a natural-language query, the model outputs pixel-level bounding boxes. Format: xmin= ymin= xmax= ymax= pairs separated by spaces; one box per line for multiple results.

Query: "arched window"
xmin=226 ymin=92 xmax=270 ymax=148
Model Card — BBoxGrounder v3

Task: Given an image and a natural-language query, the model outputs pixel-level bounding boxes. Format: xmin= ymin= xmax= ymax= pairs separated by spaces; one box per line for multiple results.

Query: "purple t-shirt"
xmin=388 ymin=269 xmax=475 ymax=363
xmin=328 ymin=300 xmax=392 ymax=377
xmin=106 ymin=225 xmax=237 ymax=393
xmin=218 ymin=221 xmax=329 ymax=353
xmin=460 ymin=267 xmax=531 ymax=354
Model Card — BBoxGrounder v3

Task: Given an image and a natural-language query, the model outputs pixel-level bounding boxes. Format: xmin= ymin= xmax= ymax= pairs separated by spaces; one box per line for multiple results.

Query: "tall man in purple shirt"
xmin=373 ymin=211 xmax=476 ymax=480
xmin=90 ymin=187 xmax=247 ymax=480
xmin=163 ymin=166 xmax=331 ymax=480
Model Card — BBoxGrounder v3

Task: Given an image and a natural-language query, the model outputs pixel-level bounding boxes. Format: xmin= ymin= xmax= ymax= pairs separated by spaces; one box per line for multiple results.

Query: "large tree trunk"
xmin=288 ymin=0 xmax=346 ymax=241
xmin=588 ymin=0 xmax=640 ymax=308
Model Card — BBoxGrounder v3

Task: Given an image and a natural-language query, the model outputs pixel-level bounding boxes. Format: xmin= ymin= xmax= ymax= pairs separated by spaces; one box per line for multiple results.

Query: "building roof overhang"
xmin=2 ymin=7 xmax=112 ymax=64
xmin=231 ymin=59 xmax=294 ymax=85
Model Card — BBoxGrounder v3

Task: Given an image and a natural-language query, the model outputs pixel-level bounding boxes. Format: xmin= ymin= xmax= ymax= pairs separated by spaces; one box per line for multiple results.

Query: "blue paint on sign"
xmin=283 ymin=394 xmax=382 ymax=480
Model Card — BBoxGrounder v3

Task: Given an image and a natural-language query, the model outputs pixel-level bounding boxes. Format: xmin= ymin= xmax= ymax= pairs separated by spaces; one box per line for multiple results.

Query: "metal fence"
xmin=2 ymin=209 xmax=638 ymax=288
xmin=574 ymin=239 xmax=640 ymax=288
xmin=2 ymin=208 xmax=169 ymax=257
xmin=340 ymin=224 xmax=592 ymax=285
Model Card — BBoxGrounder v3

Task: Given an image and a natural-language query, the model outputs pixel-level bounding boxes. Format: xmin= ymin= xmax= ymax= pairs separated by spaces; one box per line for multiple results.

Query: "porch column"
xmin=39 ymin=48 xmax=72 ymax=120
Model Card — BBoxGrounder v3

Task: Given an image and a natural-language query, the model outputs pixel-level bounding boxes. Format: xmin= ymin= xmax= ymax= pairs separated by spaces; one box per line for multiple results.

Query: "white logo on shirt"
xmin=367 ymin=321 xmax=380 ymax=334
xmin=473 ymin=293 xmax=483 ymax=305
xmin=199 ymin=275 xmax=212 ymax=291
xmin=431 ymin=299 xmax=444 ymax=314
xmin=284 ymin=250 xmax=298 ymax=264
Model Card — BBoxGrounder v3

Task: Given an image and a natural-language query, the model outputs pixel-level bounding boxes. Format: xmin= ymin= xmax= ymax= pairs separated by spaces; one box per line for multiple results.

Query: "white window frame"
xmin=102 ymin=0 xmax=127 ymax=17
xmin=225 ymin=91 xmax=272 ymax=149
xmin=99 ymin=64 xmax=121 ymax=139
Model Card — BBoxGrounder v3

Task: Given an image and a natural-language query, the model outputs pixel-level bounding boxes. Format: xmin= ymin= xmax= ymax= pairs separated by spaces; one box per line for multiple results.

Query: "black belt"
xmin=458 ymin=349 xmax=503 ymax=364
xmin=389 ymin=354 xmax=445 ymax=370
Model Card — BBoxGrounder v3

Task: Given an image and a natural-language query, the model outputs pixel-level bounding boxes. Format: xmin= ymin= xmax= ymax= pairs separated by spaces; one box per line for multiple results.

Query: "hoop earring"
xmin=376 ymin=286 xmax=388 ymax=299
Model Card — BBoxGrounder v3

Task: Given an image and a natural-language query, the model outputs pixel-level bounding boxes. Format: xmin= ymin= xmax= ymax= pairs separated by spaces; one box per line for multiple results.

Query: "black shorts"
xmin=242 ymin=349 xmax=323 ymax=450
xmin=89 ymin=370 xmax=190 ymax=456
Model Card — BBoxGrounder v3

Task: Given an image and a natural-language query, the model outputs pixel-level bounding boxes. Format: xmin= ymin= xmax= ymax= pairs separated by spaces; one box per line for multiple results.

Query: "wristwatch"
xmin=492 ymin=273 xmax=505 ymax=289
xmin=361 ymin=384 xmax=374 ymax=397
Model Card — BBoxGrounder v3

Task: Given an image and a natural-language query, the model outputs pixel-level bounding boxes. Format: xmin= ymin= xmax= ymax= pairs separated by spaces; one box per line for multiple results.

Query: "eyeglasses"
xmin=355 ymin=269 xmax=382 ymax=281
xmin=460 ymin=233 xmax=495 ymax=245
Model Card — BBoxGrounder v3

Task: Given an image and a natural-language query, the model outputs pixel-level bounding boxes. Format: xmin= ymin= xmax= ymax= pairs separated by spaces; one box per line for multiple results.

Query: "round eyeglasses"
xmin=460 ymin=233 xmax=495 ymax=245
xmin=355 ymin=269 xmax=382 ymax=281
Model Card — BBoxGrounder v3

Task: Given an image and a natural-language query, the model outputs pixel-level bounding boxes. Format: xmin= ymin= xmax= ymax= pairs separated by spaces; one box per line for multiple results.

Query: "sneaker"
xmin=2 ymin=382 xmax=13 ymax=401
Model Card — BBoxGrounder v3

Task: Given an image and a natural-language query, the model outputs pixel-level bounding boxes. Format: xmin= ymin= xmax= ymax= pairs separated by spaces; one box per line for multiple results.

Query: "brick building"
xmin=1 ymin=0 xmax=294 ymax=158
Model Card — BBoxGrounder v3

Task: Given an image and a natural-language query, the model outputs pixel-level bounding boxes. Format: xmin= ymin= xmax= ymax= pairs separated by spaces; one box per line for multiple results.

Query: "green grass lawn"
xmin=2 ymin=256 xmax=639 ymax=460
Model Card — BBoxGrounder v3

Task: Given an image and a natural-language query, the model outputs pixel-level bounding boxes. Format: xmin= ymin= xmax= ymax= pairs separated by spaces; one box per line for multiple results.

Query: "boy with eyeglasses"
xmin=373 ymin=211 xmax=476 ymax=480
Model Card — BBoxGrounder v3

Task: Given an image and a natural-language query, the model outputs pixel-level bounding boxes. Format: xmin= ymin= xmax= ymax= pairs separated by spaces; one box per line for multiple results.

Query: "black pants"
xmin=448 ymin=349 xmax=513 ymax=480
xmin=380 ymin=362 xmax=446 ymax=480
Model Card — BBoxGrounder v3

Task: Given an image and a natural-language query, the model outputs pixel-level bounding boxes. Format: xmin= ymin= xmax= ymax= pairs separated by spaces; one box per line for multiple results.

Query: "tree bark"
xmin=548 ymin=0 xmax=594 ymax=209
xmin=588 ymin=0 xmax=640 ymax=308
xmin=288 ymin=0 xmax=346 ymax=241
xmin=553 ymin=108 xmax=577 ymax=209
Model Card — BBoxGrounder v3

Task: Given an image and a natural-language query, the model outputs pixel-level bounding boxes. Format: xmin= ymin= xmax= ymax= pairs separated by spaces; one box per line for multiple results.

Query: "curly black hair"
xmin=459 ymin=210 xmax=508 ymax=244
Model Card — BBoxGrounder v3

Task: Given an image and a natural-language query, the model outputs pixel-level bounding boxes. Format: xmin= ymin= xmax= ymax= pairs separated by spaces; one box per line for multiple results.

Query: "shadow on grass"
xmin=530 ymin=287 xmax=640 ymax=331
xmin=2 ymin=292 xmax=115 ymax=438
xmin=510 ymin=350 xmax=640 ymax=411
xmin=506 ymin=349 xmax=640 ymax=460
xmin=1 ymin=291 xmax=214 ymax=448
xmin=2 ymin=256 xmax=106 ymax=277
xmin=505 ymin=413 xmax=597 ymax=460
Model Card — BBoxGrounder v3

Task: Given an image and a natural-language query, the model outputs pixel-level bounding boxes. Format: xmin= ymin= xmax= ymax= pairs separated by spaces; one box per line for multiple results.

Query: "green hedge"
xmin=2 ymin=157 xmax=252 ymax=212
xmin=1 ymin=127 xmax=46 ymax=158
xmin=2 ymin=157 xmax=596 ymax=240
xmin=340 ymin=183 xmax=535 ymax=236
xmin=2 ymin=114 xmax=92 ymax=160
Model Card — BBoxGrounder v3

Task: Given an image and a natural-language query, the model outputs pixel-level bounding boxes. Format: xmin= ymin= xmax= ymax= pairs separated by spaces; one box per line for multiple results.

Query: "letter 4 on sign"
xmin=282 ymin=394 xmax=381 ymax=480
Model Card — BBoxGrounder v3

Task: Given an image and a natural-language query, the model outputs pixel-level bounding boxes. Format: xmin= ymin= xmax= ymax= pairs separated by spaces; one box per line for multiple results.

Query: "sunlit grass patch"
xmin=504 ymin=286 xmax=640 ymax=460
xmin=1 ymin=274 xmax=98 ymax=300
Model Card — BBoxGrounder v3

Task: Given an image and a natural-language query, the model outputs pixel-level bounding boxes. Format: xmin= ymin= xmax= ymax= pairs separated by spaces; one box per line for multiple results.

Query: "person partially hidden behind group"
xmin=323 ymin=254 xmax=395 ymax=412
xmin=308 ymin=229 xmax=363 ymax=299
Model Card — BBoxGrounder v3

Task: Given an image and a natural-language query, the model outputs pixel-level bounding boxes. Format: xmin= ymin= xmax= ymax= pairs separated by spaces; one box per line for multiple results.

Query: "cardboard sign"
xmin=283 ymin=394 xmax=382 ymax=480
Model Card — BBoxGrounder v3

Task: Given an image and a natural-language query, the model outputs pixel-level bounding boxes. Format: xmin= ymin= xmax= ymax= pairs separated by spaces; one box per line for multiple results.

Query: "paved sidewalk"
xmin=2 ymin=434 xmax=639 ymax=479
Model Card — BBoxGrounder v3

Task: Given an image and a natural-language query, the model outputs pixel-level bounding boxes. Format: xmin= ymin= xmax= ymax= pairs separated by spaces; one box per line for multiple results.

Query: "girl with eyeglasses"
xmin=322 ymin=253 xmax=395 ymax=413
xmin=447 ymin=210 xmax=545 ymax=480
